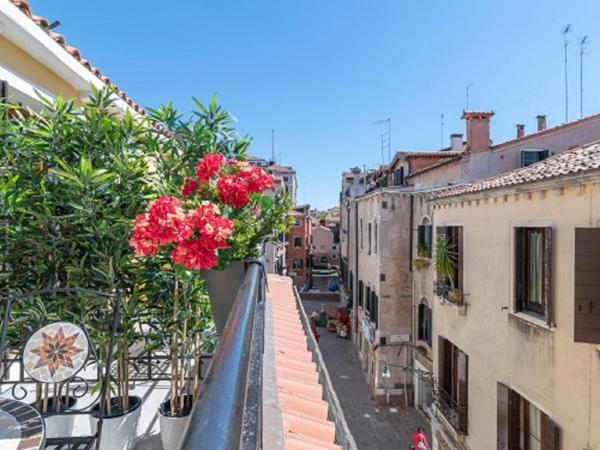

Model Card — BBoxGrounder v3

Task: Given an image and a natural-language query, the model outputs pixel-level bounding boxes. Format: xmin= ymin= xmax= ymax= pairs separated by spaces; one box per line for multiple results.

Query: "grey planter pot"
xmin=201 ymin=261 xmax=247 ymax=334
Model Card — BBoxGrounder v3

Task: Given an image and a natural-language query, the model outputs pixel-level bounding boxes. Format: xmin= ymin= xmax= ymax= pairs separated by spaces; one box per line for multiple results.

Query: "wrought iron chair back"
xmin=0 ymin=287 xmax=121 ymax=450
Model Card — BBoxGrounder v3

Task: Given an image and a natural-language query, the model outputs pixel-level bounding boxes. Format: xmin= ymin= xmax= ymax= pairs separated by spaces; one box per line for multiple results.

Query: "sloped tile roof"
xmin=407 ymin=155 xmax=462 ymax=178
xmin=9 ymin=0 xmax=145 ymax=115
xmin=435 ymin=141 xmax=600 ymax=199
xmin=267 ymin=275 xmax=342 ymax=450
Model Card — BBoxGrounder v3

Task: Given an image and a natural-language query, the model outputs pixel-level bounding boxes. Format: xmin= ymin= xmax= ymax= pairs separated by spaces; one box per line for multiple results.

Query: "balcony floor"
xmin=302 ymin=299 xmax=431 ymax=450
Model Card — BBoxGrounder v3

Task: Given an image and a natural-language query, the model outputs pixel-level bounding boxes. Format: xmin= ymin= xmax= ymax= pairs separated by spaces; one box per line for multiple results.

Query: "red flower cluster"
xmin=195 ymin=153 xmax=225 ymax=183
xmin=181 ymin=177 xmax=199 ymax=197
xmin=215 ymin=162 xmax=274 ymax=208
xmin=130 ymin=196 xmax=190 ymax=256
xmin=130 ymin=196 xmax=233 ymax=270
xmin=216 ymin=175 xmax=251 ymax=209
xmin=131 ymin=155 xmax=274 ymax=270
xmin=171 ymin=203 xmax=233 ymax=269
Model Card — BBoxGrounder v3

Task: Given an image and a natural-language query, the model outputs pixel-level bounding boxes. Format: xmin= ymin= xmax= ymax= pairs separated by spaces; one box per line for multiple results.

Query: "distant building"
xmin=286 ymin=204 xmax=312 ymax=288
xmin=248 ymin=156 xmax=298 ymax=205
xmin=311 ymin=225 xmax=337 ymax=269
xmin=340 ymin=108 xmax=600 ymax=412
xmin=263 ymin=176 xmax=287 ymax=275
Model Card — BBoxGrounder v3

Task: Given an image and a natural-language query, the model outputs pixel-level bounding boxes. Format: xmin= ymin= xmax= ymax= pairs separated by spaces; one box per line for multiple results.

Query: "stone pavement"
xmin=303 ymin=299 xmax=431 ymax=450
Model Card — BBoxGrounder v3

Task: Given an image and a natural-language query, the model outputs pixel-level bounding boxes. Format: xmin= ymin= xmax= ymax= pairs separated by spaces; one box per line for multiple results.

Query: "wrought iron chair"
xmin=0 ymin=288 xmax=121 ymax=450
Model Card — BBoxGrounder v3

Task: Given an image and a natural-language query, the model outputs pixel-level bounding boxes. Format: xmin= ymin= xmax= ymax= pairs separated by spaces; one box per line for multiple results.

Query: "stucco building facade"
xmin=428 ymin=143 xmax=600 ymax=450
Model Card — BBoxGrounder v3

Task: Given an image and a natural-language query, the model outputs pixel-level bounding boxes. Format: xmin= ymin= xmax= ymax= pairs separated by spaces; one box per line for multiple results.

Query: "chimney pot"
xmin=536 ymin=115 xmax=547 ymax=132
xmin=516 ymin=124 xmax=525 ymax=138
xmin=450 ymin=134 xmax=464 ymax=151
xmin=461 ymin=111 xmax=495 ymax=153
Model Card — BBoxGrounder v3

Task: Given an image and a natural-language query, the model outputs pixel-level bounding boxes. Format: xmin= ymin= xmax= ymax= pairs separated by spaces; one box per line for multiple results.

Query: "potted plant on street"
xmin=433 ymin=235 xmax=463 ymax=304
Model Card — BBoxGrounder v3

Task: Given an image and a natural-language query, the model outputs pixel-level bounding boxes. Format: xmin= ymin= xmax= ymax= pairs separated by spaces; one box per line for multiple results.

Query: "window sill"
xmin=509 ymin=311 xmax=553 ymax=331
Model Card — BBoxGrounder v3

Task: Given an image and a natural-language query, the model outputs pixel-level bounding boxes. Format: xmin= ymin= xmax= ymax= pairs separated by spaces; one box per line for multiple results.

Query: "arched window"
xmin=418 ymin=299 xmax=432 ymax=346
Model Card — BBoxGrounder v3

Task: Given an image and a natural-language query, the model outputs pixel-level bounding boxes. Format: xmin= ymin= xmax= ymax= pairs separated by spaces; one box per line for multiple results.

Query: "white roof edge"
xmin=0 ymin=0 xmax=139 ymax=116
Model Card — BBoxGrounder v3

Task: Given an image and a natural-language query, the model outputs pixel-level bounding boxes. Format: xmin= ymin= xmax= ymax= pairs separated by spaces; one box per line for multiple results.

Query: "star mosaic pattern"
xmin=23 ymin=322 xmax=89 ymax=384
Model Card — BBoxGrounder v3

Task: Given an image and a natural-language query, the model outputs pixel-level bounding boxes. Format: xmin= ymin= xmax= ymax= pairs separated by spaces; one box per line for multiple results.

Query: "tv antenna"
xmin=579 ymin=35 xmax=588 ymax=119
xmin=465 ymin=83 xmax=473 ymax=110
xmin=440 ymin=113 xmax=445 ymax=149
xmin=373 ymin=118 xmax=391 ymax=164
xmin=563 ymin=24 xmax=572 ymax=122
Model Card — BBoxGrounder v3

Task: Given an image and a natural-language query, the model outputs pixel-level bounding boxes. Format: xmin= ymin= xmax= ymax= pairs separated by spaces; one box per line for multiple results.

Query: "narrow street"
xmin=302 ymin=299 xmax=431 ymax=450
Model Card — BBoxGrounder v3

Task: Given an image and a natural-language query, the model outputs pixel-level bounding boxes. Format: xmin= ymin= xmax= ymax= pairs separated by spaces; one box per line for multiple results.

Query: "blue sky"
xmin=35 ymin=0 xmax=600 ymax=209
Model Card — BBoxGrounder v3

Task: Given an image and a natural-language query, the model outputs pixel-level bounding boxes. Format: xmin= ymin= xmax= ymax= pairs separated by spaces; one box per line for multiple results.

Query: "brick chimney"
xmin=462 ymin=111 xmax=494 ymax=153
xmin=450 ymin=133 xmax=464 ymax=151
xmin=516 ymin=124 xmax=525 ymax=138
xmin=536 ymin=115 xmax=547 ymax=132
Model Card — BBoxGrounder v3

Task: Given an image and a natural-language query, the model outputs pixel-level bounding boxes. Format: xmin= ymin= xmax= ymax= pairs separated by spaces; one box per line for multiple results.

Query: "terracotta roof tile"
xmin=397 ymin=150 xmax=463 ymax=158
xmin=435 ymin=141 xmax=600 ymax=199
xmin=267 ymin=275 xmax=341 ymax=450
xmin=407 ymin=155 xmax=462 ymax=178
xmin=9 ymin=0 xmax=145 ymax=115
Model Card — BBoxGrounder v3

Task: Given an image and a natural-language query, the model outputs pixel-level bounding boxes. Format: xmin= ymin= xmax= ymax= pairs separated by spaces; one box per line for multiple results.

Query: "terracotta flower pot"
xmin=200 ymin=261 xmax=247 ymax=334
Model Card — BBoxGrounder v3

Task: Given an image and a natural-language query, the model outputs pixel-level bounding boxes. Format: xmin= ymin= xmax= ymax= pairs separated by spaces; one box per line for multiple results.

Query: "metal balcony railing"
xmin=436 ymin=387 xmax=468 ymax=434
xmin=181 ymin=261 xmax=266 ymax=450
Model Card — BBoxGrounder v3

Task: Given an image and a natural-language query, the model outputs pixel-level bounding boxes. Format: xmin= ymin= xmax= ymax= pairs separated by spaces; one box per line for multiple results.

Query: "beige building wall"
xmin=0 ymin=35 xmax=80 ymax=101
xmin=430 ymin=181 xmax=600 ymax=450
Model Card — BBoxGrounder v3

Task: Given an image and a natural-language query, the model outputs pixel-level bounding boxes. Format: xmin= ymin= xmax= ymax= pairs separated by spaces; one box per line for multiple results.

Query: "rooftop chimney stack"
xmin=450 ymin=133 xmax=464 ymax=151
xmin=536 ymin=115 xmax=547 ymax=132
xmin=462 ymin=111 xmax=495 ymax=153
xmin=516 ymin=124 xmax=525 ymax=138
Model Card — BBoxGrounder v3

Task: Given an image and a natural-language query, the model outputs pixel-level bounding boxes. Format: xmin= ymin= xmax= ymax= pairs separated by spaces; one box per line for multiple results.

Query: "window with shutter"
xmin=496 ymin=384 xmax=560 ymax=450
xmin=514 ymin=227 xmax=553 ymax=324
xmin=574 ymin=228 xmax=600 ymax=344
xmin=417 ymin=224 xmax=433 ymax=257
xmin=437 ymin=337 xmax=469 ymax=434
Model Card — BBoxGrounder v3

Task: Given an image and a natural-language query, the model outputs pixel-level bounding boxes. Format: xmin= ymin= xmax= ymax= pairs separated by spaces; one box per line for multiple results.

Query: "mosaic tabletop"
xmin=23 ymin=322 xmax=89 ymax=384
xmin=0 ymin=398 xmax=45 ymax=450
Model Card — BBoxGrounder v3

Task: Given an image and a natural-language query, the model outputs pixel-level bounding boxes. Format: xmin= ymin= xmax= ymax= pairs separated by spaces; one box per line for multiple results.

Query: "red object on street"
xmin=412 ymin=429 xmax=430 ymax=449
xmin=314 ymin=329 xmax=320 ymax=343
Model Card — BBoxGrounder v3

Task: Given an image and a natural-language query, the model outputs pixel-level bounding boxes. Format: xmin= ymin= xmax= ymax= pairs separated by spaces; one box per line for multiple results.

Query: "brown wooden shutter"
xmin=438 ymin=336 xmax=446 ymax=390
xmin=543 ymin=227 xmax=554 ymax=325
xmin=496 ymin=383 xmax=510 ymax=450
xmin=541 ymin=413 xmax=560 ymax=450
xmin=458 ymin=350 xmax=468 ymax=434
xmin=457 ymin=227 xmax=464 ymax=290
xmin=574 ymin=228 xmax=600 ymax=344
xmin=515 ymin=228 xmax=525 ymax=312
xmin=509 ymin=390 xmax=521 ymax=449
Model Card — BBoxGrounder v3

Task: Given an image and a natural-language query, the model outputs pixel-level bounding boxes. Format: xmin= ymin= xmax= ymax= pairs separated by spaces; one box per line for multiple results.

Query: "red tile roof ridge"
xmin=8 ymin=0 xmax=144 ymax=114
xmin=407 ymin=155 xmax=462 ymax=179
xmin=282 ymin=411 xmax=336 ymax=444
xmin=267 ymin=273 xmax=341 ymax=450
xmin=396 ymin=150 xmax=464 ymax=158
xmin=284 ymin=434 xmax=342 ymax=450
xmin=434 ymin=140 xmax=600 ymax=199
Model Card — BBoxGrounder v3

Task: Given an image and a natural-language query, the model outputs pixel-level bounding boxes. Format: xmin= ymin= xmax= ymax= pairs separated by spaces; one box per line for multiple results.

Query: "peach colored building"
xmin=286 ymin=205 xmax=312 ymax=288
